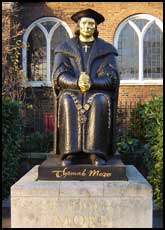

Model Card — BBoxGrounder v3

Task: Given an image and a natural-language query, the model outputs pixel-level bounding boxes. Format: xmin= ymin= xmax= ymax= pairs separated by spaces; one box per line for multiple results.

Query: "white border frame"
xmin=114 ymin=14 xmax=163 ymax=85
xmin=22 ymin=17 xmax=73 ymax=87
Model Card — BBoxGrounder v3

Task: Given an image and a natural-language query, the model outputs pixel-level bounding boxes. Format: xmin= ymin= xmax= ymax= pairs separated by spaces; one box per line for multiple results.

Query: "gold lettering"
xmin=99 ymin=172 xmax=112 ymax=177
xmin=89 ymin=170 xmax=111 ymax=177
xmin=52 ymin=167 xmax=88 ymax=178
xmin=82 ymin=169 xmax=87 ymax=176
xmin=52 ymin=168 xmax=111 ymax=178
xmin=89 ymin=170 xmax=99 ymax=176
xmin=51 ymin=170 xmax=63 ymax=178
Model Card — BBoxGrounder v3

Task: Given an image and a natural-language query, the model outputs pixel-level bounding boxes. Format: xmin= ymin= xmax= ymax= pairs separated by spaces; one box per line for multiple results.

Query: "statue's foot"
xmin=62 ymin=158 xmax=72 ymax=166
xmin=62 ymin=154 xmax=106 ymax=166
xmin=61 ymin=154 xmax=74 ymax=166
xmin=93 ymin=156 xmax=106 ymax=166
xmin=62 ymin=153 xmax=92 ymax=165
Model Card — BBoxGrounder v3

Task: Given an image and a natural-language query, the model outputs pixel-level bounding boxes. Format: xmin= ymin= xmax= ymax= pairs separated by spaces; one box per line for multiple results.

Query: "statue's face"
xmin=79 ymin=17 xmax=96 ymax=38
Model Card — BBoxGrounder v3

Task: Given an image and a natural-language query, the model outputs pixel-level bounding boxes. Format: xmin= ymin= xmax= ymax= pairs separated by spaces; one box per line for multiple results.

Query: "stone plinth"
xmin=11 ymin=165 xmax=152 ymax=228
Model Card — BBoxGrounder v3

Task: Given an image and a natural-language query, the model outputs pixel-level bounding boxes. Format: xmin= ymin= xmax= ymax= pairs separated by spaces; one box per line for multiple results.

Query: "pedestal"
xmin=11 ymin=165 xmax=153 ymax=228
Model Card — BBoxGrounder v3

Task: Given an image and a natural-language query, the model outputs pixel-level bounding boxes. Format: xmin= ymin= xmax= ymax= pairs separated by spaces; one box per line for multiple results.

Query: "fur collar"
xmin=54 ymin=37 xmax=118 ymax=73
xmin=55 ymin=37 xmax=118 ymax=57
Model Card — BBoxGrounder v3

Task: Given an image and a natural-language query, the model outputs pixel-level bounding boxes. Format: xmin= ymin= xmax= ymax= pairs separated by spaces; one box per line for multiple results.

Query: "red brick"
xmin=5 ymin=2 xmax=163 ymax=107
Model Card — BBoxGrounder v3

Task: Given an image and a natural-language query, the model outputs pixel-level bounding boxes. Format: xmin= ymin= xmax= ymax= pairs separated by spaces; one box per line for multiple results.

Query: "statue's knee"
xmin=61 ymin=93 xmax=74 ymax=106
xmin=93 ymin=94 xmax=109 ymax=106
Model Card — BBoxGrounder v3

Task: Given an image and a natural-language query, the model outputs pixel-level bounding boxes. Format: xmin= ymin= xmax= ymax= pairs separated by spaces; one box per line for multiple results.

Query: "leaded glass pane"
xmin=143 ymin=23 xmax=163 ymax=79
xmin=41 ymin=21 xmax=57 ymax=33
xmin=27 ymin=26 xmax=46 ymax=81
xmin=131 ymin=19 xmax=149 ymax=31
xmin=118 ymin=24 xmax=139 ymax=80
xmin=51 ymin=25 xmax=70 ymax=74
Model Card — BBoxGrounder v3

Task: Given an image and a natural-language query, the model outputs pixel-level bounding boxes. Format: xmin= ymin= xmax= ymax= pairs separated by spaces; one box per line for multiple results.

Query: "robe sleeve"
xmin=52 ymin=52 xmax=78 ymax=90
xmin=91 ymin=54 xmax=119 ymax=90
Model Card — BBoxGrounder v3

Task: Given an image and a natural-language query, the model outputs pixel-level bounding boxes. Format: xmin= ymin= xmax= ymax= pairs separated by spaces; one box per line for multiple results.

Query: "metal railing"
xmin=22 ymin=101 xmax=137 ymax=138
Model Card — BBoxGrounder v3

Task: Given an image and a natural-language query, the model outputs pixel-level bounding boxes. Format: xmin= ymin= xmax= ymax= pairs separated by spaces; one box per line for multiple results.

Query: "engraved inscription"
xmin=51 ymin=167 xmax=112 ymax=178
xmin=51 ymin=168 xmax=87 ymax=178
xmin=54 ymin=215 xmax=108 ymax=228
xmin=54 ymin=199 xmax=113 ymax=227
xmin=89 ymin=170 xmax=111 ymax=177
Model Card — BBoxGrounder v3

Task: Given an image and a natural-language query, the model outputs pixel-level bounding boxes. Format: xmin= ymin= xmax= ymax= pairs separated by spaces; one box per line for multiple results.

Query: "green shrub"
xmin=22 ymin=131 xmax=53 ymax=153
xmin=2 ymin=99 xmax=23 ymax=199
xmin=130 ymin=95 xmax=163 ymax=206
xmin=117 ymin=136 xmax=149 ymax=178
xmin=117 ymin=136 xmax=145 ymax=164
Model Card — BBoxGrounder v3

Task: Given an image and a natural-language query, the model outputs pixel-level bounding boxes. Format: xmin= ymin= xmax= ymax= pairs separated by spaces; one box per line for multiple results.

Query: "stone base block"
xmin=11 ymin=165 xmax=152 ymax=228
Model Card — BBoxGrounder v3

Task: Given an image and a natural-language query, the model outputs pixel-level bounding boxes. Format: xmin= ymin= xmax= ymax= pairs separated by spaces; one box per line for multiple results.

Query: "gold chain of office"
xmin=60 ymin=92 xmax=111 ymax=128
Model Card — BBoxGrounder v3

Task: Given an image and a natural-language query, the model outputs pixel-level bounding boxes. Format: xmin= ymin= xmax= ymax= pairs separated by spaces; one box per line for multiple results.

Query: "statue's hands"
xmin=78 ymin=72 xmax=91 ymax=93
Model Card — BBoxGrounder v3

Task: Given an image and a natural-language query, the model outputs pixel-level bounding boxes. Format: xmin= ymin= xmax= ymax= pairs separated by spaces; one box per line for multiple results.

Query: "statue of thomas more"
xmin=52 ymin=9 xmax=120 ymax=166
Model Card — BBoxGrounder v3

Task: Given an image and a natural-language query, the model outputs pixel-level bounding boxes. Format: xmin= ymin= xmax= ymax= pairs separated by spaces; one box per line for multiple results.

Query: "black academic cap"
xmin=71 ymin=8 xmax=105 ymax=25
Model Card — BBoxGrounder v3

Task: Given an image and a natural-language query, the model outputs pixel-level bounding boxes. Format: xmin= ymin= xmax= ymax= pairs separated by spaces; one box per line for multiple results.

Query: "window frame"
xmin=22 ymin=17 xmax=73 ymax=87
xmin=114 ymin=14 xmax=163 ymax=85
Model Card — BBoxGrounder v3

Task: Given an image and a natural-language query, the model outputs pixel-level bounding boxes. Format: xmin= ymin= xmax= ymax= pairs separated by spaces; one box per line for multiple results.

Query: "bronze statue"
xmin=52 ymin=9 xmax=120 ymax=166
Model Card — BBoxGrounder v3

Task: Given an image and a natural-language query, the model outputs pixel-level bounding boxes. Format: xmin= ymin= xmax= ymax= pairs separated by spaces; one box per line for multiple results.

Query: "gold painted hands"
xmin=78 ymin=72 xmax=91 ymax=93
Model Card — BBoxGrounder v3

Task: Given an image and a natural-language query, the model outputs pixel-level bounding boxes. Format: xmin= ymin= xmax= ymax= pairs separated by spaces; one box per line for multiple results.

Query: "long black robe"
xmin=52 ymin=37 xmax=120 ymax=160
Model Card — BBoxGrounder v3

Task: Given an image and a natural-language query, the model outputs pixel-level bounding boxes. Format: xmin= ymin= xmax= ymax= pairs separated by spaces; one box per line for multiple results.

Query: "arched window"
xmin=22 ymin=17 xmax=73 ymax=87
xmin=114 ymin=14 xmax=163 ymax=84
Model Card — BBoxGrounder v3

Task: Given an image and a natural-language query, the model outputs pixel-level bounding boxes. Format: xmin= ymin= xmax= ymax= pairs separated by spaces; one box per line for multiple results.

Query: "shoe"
xmin=61 ymin=158 xmax=73 ymax=166
xmin=94 ymin=156 xmax=106 ymax=166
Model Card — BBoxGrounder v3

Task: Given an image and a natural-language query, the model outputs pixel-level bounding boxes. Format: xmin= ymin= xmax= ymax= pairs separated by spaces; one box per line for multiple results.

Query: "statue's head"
xmin=71 ymin=9 xmax=105 ymax=41
xmin=78 ymin=17 xmax=96 ymax=39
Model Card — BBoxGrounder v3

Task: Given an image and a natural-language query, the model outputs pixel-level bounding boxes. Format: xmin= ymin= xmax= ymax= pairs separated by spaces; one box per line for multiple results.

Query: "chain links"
xmin=58 ymin=92 xmax=111 ymax=127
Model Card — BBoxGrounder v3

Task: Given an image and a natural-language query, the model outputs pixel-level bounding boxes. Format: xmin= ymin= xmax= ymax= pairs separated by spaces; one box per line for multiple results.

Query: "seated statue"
xmin=52 ymin=9 xmax=120 ymax=166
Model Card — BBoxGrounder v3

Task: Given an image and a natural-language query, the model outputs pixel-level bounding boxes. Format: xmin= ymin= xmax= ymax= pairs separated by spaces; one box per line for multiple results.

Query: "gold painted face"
xmin=79 ymin=17 xmax=96 ymax=39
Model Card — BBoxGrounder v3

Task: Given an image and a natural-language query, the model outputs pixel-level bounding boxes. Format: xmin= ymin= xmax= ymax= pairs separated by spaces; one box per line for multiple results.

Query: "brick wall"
xmin=18 ymin=2 xmax=163 ymax=106
xmin=119 ymin=85 xmax=163 ymax=106
xmin=2 ymin=2 xmax=12 ymax=42
xmin=2 ymin=2 xmax=12 ymax=69
xmin=2 ymin=2 xmax=12 ymax=11
xmin=19 ymin=2 xmax=163 ymax=43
